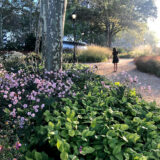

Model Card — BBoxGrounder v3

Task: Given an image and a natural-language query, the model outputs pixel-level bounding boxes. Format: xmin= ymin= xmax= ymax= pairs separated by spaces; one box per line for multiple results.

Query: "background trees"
xmin=0 ymin=0 xmax=157 ymax=50
xmin=65 ymin=0 xmax=157 ymax=47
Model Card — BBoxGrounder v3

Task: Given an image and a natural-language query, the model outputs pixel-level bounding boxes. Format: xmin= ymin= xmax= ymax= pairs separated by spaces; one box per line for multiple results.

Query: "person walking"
xmin=112 ymin=48 xmax=119 ymax=72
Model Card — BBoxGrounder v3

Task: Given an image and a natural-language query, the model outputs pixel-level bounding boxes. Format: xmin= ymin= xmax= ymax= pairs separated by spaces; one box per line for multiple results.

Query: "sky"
xmin=148 ymin=0 xmax=160 ymax=41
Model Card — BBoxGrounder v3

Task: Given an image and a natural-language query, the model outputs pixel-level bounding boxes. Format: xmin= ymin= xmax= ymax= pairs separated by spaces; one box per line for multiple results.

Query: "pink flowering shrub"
xmin=0 ymin=69 xmax=76 ymax=129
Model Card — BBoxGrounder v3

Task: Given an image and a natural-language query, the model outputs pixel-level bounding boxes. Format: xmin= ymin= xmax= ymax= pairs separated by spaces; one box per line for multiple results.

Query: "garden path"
xmin=87 ymin=59 xmax=160 ymax=105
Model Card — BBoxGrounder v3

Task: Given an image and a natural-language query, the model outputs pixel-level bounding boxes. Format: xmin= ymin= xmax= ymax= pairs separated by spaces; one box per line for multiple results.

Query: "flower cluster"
xmin=0 ymin=69 xmax=75 ymax=128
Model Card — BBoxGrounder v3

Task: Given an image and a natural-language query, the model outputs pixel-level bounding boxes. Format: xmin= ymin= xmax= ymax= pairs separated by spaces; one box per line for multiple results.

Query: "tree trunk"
xmin=29 ymin=2 xmax=33 ymax=33
xmin=41 ymin=0 xmax=67 ymax=71
xmin=35 ymin=17 xmax=42 ymax=54
xmin=0 ymin=9 xmax=3 ymax=49
xmin=108 ymin=32 xmax=112 ymax=48
xmin=35 ymin=0 xmax=41 ymax=54
xmin=106 ymin=25 xmax=112 ymax=48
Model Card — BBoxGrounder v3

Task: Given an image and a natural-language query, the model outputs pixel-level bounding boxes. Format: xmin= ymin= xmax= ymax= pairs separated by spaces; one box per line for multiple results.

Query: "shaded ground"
xmin=87 ymin=59 xmax=160 ymax=105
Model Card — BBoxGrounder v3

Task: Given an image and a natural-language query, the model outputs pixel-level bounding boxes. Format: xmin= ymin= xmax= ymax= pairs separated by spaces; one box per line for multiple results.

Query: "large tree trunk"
xmin=41 ymin=0 xmax=67 ymax=71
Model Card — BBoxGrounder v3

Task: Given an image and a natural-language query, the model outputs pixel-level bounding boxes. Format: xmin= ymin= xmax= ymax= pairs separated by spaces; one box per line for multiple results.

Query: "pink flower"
xmin=41 ymin=104 xmax=45 ymax=109
xmin=36 ymin=99 xmax=40 ymax=102
xmin=104 ymin=85 xmax=110 ymax=89
xmin=27 ymin=112 xmax=31 ymax=116
xmin=8 ymin=104 xmax=12 ymax=108
xmin=101 ymin=81 xmax=105 ymax=85
xmin=79 ymin=146 xmax=83 ymax=153
xmin=10 ymin=92 xmax=15 ymax=97
xmin=0 ymin=145 xmax=3 ymax=151
xmin=23 ymin=104 xmax=28 ymax=108
xmin=148 ymin=85 xmax=151 ymax=92
xmin=15 ymin=141 xmax=21 ymax=150
xmin=31 ymin=113 xmax=35 ymax=117
xmin=3 ymin=95 xmax=7 ymax=99
xmin=129 ymin=77 xmax=133 ymax=83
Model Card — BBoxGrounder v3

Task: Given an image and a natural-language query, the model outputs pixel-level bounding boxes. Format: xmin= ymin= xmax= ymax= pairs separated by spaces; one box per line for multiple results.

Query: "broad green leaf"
xmin=113 ymin=124 xmax=129 ymax=131
xmin=80 ymin=147 xmax=95 ymax=155
xmin=60 ymin=152 xmax=68 ymax=160
xmin=69 ymin=130 xmax=75 ymax=137
xmin=65 ymin=122 xmax=72 ymax=130
xmin=25 ymin=157 xmax=33 ymax=160
xmin=82 ymin=129 xmax=95 ymax=137
xmin=57 ymin=139 xmax=62 ymax=151
xmin=48 ymin=122 xmax=54 ymax=128
xmin=34 ymin=151 xmax=42 ymax=160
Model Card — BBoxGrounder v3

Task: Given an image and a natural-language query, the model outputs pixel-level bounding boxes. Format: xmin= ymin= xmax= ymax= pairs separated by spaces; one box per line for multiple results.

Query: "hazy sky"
xmin=148 ymin=0 xmax=160 ymax=40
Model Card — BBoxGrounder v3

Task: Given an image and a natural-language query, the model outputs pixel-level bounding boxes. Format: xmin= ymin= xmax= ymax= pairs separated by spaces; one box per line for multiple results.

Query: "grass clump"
xmin=135 ymin=56 xmax=160 ymax=77
xmin=78 ymin=45 xmax=112 ymax=62
xmin=129 ymin=45 xmax=153 ymax=57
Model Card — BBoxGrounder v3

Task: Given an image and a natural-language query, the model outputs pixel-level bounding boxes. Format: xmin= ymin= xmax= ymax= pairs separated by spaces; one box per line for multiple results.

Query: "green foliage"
xmin=135 ymin=56 xmax=160 ymax=77
xmin=1 ymin=52 xmax=44 ymax=73
xmin=63 ymin=53 xmax=73 ymax=63
xmin=17 ymin=68 xmax=160 ymax=160
xmin=1 ymin=57 xmax=160 ymax=160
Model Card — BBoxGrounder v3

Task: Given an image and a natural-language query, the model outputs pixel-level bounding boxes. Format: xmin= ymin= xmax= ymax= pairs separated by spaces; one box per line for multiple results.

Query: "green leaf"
xmin=4 ymin=108 xmax=10 ymax=114
xmin=48 ymin=122 xmax=54 ymax=128
xmin=66 ymin=107 xmax=71 ymax=116
xmin=80 ymin=147 xmax=95 ymax=155
xmin=82 ymin=129 xmax=95 ymax=137
xmin=57 ymin=139 xmax=62 ymax=151
xmin=115 ymin=153 xmax=123 ymax=160
xmin=91 ymin=119 xmax=97 ymax=128
xmin=113 ymin=143 xmax=124 ymax=155
xmin=113 ymin=124 xmax=129 ymax=131
xmin=44 ymin=110 xmax=53 ymax=122
xmin=25 ymin=157 xmax=33 ymax=160
xmin=60 ymin=152 xmax=68 ymax=160
xmin=68 ymin=130 xmax=75 ymax=137
xmin=65 ymin=122 xmax=72 ymax=130
xmin=34 ymin=151 xmax=42 ymax=160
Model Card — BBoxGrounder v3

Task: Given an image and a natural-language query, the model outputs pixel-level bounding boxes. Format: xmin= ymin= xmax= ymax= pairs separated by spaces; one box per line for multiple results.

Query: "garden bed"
xmin=1 ymin=55 xmax=160 ymax=160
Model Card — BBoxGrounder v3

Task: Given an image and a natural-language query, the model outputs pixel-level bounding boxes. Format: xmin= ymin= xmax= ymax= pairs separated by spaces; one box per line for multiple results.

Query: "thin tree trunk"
xmin=0 ymin=8 xmax=3 ymax=49
xmin=108 ymin=32 xmax=112 ymax=48
xmin=41 ymin=0 xmax=67 ymax=71
xmin=29 ymin=2 xmax=33 ymax=33
xmin=35 ymin=18 xmax=41 ymax=54
xmin=35 ymin=0 xmax=41 ymax=54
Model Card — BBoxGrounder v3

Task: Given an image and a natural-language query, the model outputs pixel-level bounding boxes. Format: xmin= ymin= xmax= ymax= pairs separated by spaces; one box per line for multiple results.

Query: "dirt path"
xmin=87 ymin=59 xmax=160 ymax=105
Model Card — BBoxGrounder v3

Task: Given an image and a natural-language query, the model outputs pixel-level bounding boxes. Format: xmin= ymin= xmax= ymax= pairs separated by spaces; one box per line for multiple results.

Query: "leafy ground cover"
xmin=135 ymin=56 xmax=160 ymax=77
xmin=0 ymin=54 xmax=160 ymax=160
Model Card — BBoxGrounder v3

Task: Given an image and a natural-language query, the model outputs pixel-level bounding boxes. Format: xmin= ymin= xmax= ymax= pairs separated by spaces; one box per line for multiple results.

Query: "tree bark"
xmin=41 ymin=0 xmax=67 ymax=71
xmin=35 ymin=0 xmax=41 ymax=54
xmin=0 ymin=6 xmax=3 ymax=49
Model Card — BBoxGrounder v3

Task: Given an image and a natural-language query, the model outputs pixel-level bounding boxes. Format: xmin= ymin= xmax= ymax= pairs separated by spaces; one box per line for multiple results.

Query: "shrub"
xmin=78 ymin=45 xmax=112 ymax=62
xmin=119 ymin=52 xmax=132 ymax=58
xmin=129 ymin=45 xmax=153 ymax=57
xmin=135 ymin=56 xmax=160 ymax=77
xmin=63 ymin=53 xmax=73 ymax=63
xmin=1 ymin=65 xmax=160 ymax=159
xmin=1 ymin=59 xmax=160 ymax=160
